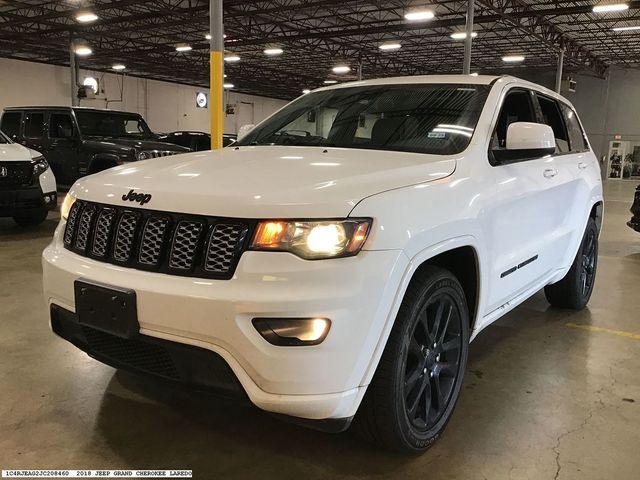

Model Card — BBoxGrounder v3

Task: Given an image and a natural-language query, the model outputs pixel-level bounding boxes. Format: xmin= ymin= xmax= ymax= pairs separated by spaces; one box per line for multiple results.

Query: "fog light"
xmin=252 ymin=318 xmax=331 ymax=346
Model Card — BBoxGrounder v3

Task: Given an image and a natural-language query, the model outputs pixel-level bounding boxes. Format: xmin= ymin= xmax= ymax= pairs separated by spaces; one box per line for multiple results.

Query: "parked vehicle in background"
xmin=157 ymin=131 xmax=237 ymax=150
xmin=628 ymin=184 xmax=640 ymax=232
xmin=0 ymin=131 xmax=56 ymax=226
xmin=0 ymin=107 xmax=189 ymax=185
xmin=43 ymin=75 xmax=603 ymax=453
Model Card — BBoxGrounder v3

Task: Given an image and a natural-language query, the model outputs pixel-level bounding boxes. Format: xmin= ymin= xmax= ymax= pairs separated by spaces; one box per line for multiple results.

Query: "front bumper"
xmin=0 ymin=185 xmax=56 ymax=217
xmin=43 ymin=222 xmax=408 ymax=420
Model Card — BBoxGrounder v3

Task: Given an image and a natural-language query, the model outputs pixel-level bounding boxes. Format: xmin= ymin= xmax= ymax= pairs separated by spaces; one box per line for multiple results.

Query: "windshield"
xmin=75 ymin=111 xmax=153 ymax=139
xmin=237 ymin=84 xmax=490 ymax=155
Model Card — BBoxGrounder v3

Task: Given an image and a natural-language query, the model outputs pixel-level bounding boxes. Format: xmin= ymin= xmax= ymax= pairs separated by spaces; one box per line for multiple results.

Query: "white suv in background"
xmin=43 ymin=75 xmax=602 ymax=453
xmin=1 ymin=131 xmax=57 ymax=226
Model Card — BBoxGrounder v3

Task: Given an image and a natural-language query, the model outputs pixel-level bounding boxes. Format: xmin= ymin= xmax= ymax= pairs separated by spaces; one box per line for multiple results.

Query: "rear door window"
xmin=1 ymin=112 xmax=22 ymax=139
xmin=560 ymin=104 xmax=589 ymax=152
xmin=49 ymin=113 xmax=74 ymax=138
xmin=24 ymin=112 xmax=45 ymax=138
xmin=535 ymin=95 xmax=570 ymax=154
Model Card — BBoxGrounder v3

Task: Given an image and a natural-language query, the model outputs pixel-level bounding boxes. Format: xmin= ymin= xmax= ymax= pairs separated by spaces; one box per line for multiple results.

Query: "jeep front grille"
xmin=142 ymin=150 xmax=179 ymax=159
xmin=63 ymin=200 xmax=252 ymax=280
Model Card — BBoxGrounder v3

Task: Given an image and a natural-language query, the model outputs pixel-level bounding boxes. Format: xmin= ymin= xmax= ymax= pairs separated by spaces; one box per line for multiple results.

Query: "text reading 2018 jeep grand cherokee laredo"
xmin=43 ymin=75 xmax=602 ymax=453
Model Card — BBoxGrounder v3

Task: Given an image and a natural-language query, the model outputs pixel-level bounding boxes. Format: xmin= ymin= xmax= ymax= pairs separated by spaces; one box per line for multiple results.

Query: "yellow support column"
xmin=210 ymin=0 xmax=224 ymax=150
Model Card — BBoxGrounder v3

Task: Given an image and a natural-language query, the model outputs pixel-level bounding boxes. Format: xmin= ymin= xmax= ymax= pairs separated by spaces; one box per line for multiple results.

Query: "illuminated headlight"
xmin=252 ymin=318 xmax=331 ymax=346
xmin=251 ymin=219 xmax=371 ymax=260
xmin=60 ymin=194 xmax=77 ymax=220
xmin=31 ymin=155 xmax=49 ymax=176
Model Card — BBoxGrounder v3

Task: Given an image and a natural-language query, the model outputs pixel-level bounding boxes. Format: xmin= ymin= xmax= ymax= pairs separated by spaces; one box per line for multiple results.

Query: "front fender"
xmin=87 ymin=153 xmax=124 ymax=174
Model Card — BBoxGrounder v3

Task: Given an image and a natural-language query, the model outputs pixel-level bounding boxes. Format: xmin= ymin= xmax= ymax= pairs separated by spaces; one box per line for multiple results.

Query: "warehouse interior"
xmin=1 ymin=1 xmax=640 ymax=479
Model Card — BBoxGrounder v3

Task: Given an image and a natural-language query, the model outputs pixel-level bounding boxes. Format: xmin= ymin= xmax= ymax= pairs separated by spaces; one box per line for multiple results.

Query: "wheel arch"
xmin=359 ymin=236 xmax=484 ymax=391
xmin=87 ymin=153 xmax=121 ymax=174
xmin=407 ymin=244 xmax=481 ymax=332
xmin=590 ymin=200 xmax=604 ymax=235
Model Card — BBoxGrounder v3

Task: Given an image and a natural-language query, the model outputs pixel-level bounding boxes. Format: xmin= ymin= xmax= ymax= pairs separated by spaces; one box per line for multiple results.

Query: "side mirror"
xmin=493 ymin=122 xmax=556 ymax=164
xmin=237 ymin=124 xmax=255 ymax=141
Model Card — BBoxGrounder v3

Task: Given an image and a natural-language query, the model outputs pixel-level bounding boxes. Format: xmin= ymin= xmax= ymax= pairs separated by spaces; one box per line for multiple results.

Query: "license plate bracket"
xmin=74 ymin=280 xmax=139 ymax=339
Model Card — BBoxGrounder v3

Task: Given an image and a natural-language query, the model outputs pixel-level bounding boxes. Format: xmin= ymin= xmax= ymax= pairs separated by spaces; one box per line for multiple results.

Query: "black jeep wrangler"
xmin=0 ymin=107 xmax=189 ymax=185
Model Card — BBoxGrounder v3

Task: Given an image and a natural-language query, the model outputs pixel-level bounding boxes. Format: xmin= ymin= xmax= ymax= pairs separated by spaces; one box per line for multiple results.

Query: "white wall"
xmin=0 ymin=57 xmax=288 ymax=134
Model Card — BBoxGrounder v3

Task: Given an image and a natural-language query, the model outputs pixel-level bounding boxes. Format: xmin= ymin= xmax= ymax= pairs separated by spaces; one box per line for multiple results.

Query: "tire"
xmin=544 ymin=217 xmax=598 ymax=310
xmin=353 ymin=266 xmax=470 ymax=453
xmin=13 ymin=209 xmax=48 ymax=227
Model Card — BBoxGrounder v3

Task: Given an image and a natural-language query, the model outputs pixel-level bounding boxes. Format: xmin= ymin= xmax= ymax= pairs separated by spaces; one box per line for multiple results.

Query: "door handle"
xmin=543 ymin=168 xmax=558 ymax=178
xmin=578 ymin=162 xmax=588 ymax=170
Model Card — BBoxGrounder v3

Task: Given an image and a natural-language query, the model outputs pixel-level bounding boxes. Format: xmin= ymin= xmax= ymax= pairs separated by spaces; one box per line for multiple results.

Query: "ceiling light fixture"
xmin=324 ymin=80 xmax=338 ymax=84
xmin=205 ymin=34 xmax=212 ymax=40
xmin=592 ymin=3 xmax=629 ymax=13
xmin=332 ymin=65 xmax=351 ymax=74
xmin=111 ymin=64 xmax=126 ymax=71
xmin=450 ymin=31 xmax=478 ymax=40
xmin=82 ymin=77 xmax=98 ymax=93
xmin=404 ymin=10 xmax=435 ymax=21
xmin=75 ymin=11 xmax=98 ymax=23
xmin=302 ymin=89 xmax=311 ymax=94
xmin=379 ymin=42 xmax=402 ymax=51
xmin=73 ymin=44 xmax=92 ymax=56
xmin=175 ymin=43 xmax=192 ymax=52
xmin=470 ymin=72 xmax=479 ymax=76
xmin=224 ymin=83 xmax=234 ymax=89
xmin=502 ymin=55 xmax=525 ymax=62
xmin=612 ymin=25 xmax=640 ymax=31
xmin=264 ymin=47 xmax=284 ymax=56
xmin=224 ymin=54 xmax=241 ymax=62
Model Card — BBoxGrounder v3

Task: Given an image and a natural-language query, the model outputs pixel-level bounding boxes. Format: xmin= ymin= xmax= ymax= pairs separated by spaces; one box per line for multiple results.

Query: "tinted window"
xmin=536 ymin=95 xmax=569 ymax=154
xmin=167 ymin=133 xmax=192 ymax=148
xmin=75 ymin=111 xmax=153 ymax=138
xmin=492 ymin=89 xmax=537 ymax=149
xmin=237 ymin=84 xmax=490 ymax=155
xmin=49 ymin=113 xmax=74 ymax=138
xmin=24 ymin=113 xmax=45 ymax=138
xmin=196 ymin=135 xmax=211 ymax=150
xmin=560 ymin=104 xmax=589 ymax=152
xmin=1 ymin=112 xmax=21 ymax=139
xmin=0 ymin=131 xmax=9 ymax=144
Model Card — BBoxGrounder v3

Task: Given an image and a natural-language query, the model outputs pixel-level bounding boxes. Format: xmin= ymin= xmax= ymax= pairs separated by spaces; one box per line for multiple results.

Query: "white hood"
xmin=0 ymin=143 xmax=35 ymax=162
xmin=71 ymin=146 xmax=456 ymax=218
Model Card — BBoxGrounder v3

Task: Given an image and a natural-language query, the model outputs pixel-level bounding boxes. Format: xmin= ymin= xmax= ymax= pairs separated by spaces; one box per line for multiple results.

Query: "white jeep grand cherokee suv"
xmin=43 ymin=75 xmax=602 ymax=453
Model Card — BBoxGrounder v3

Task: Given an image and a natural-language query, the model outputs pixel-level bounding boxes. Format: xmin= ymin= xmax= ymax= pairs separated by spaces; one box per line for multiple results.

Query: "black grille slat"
xmin=91 ymin=208 xmax=115 ymax=257
xmin=205 ymin=224 xmax=247 ymax=273
xmin=113 ymin=211 xmax=140 ymax=263
xmin=169 ymin=221 xmax=203 ymax=270
xmin=74 ymin=204 xmax=97 ymax=251
xmin=62 ymin=201 xmax=251 ymax=280
xmin=139 ymin=216 xmax=169 ymax=266
xmin=63 ymin=201 xmax=83 ymax=246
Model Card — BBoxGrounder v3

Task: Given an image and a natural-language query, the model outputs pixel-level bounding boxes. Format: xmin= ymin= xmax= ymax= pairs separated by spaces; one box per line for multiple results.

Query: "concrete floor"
xmin=1 ymin=180 xmax=639 ymax=479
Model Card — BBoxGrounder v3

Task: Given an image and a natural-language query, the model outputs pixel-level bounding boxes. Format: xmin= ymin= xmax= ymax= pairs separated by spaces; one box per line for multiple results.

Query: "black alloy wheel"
xmin=404 ymin=294 xmax=463 ymax=431
xmin=580 ymin=227 xmax=597 ymax=297
xmin=354 ymin=266 xmax=470 ymax=453
xmin=545 ymin=217 xmax=599 ymax=310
